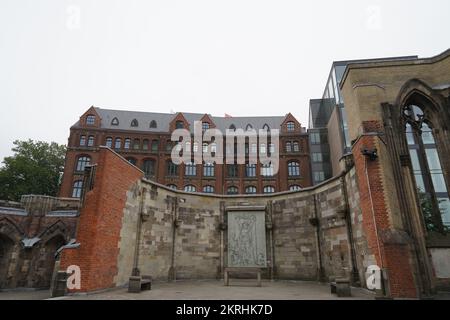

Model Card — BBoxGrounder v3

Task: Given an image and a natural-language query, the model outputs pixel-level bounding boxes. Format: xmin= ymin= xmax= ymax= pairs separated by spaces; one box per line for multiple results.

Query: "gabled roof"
xmin=72 ymin=107 xmax=291 ymax=133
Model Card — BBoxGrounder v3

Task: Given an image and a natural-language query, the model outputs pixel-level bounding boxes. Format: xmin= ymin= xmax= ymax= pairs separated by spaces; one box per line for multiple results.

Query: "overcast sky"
xmin=1 ymin=0 xmax=449 ymax=161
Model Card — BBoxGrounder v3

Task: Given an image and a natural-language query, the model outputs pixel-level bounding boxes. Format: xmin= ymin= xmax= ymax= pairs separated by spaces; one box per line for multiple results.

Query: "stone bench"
xmin=330 ymin=278 xmax=351 ymax=297
xmin=128 ymin=275 xmax=152 ymax=293
xmin=224 ymin=267 xmax=262 ymax=287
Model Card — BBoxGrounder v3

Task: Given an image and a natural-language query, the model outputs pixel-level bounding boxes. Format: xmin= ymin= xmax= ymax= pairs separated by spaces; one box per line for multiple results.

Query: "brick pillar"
xmin=352 ymin=121 xmax=417 ymax=298
xmin=59 ymin=147 xmax=143 ymax=293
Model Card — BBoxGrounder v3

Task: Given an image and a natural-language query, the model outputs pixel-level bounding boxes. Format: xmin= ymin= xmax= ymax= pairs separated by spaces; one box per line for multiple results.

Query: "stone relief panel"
xmin=227 ymin=211 xmax=266 ymax=268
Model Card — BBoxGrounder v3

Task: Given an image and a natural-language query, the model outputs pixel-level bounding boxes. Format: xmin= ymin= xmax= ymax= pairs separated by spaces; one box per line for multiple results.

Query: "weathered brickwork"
xmin=0 ymin=196 xmax=79 ymax=289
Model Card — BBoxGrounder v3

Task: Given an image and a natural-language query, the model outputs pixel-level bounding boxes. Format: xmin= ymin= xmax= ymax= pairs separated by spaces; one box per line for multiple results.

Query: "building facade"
xmin=59 ymin=107 xmax=312 ymax=198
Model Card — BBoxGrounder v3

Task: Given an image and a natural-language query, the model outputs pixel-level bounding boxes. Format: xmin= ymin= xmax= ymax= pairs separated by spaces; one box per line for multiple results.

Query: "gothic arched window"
xmin=404 ymin=104 xmax=450 ymax=232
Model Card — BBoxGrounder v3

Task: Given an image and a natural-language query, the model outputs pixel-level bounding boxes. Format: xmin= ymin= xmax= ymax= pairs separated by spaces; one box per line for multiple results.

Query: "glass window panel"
xmin=421 ymin=124 xmax=435 ymax=144
xmin=426 ymin=149 xmax=443 ymax=171
xmin=431 ymin=174 xmax=448 ymax=193
xmin=438 ymin=198 xmax=450 ymax=227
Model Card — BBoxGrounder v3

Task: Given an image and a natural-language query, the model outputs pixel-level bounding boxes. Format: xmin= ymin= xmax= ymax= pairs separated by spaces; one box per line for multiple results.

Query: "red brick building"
xmin=59 ymin=106 xmax=312 ymax=198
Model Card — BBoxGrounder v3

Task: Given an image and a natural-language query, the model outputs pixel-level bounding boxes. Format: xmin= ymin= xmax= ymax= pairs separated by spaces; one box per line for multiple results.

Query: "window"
xmin=76 ymin=156 xmax=90 ymax=172
xmin=286 ymin=142 xmax=292 ymax=152
xmin=312 ymin=153 xmax=323 ymax=163
xmin=246 ymin=124 xmax=253 ymax=131
xmin=114 ymin=138 xmax=121 ymax=149
xmin=166 ymin=140 xmax=173 ymax=152
xmin=142 ymin=139 xmax=149 ymax=150
xmin=269 ymin=143 xmax=275 ymax=154
xmin=288 ymin=161 xmax=300 ymax=177
xmin=176 ymin=121 xmax=184 ymax=129
xmin=167 ymin=161 xmax=178 ymax=176
xmin=404 ymin=104 xmax=450 ymax=230
xmin=203 ymin=185 xmax=214 ymax=194
xmin=290 ymin=185 xmax=302 ymax=191
xmin=227 ymin=165 xmax=238 ymax=178
xmin=227 ymin=186 xmax=239 ymax=195
xmin=72 ymin=181 xmax=83 ymax=198
xmin=293 ymin=142 xmax=300 ymax=152
xmin=245 ymin=186 xmax=257 ymax=194
xmin=87 ymin=136 xmax=95 ymax=147
xmin=202 ymin=122 xmax=210 ymax=131
xmin=124 ymin=138 xmax=131 ymax=149
xmin=111 ymin=117 xmax=119 ymax=126
xmin=167 ymin=184 xmax=177 ymax=190
xmin=150 ymin=120 xmax=157 ymax=128
xmin=261 ymin=163 xmax=274 ymax=177
xmin=131 ymin=119 xmax=139 ymax=127
xmin=260 ymin=144 xmax=266 ymax=154
xmin=263 ymin=186 xmax=275 ymax=194
xmin=151 ymin=140 xmax=159 ymax=152
xmin=229 ymin=124 xmax=236 ymax=131
xmin=287 ymin=122 xmax=295 ymax=132
xmin=86 ymin=115 xmax=96 ymax=125
xmin=185 ymin=162 xmax=197 ymax=176
xmin=314 ymin=171 xmax=325 ymax=183
xmin=203 ymin=163 xmax=215 ymax=177
xmin=184 ymin=185 xmax=196 ymax=192
xmin=202 ymin=143 xmax=208 ymax=153
xmin=79 ymin=135 xmax=86 ymax=146
xmin=210 ymin=143 xmax=217 ymax=153
xmin=126 ymin=158 xmax=137 ymax=166
xmin=263 ymin=124 xmax=270 ymax=132
xmin=142 ymin=159 xmax=156 ymax=178
xmin=310 ymin=132 xmax=321 ymax=145
xmin=105 ymin=137 xmax=113 ymax=148
xmin=246 ymin=164 xmax=256 ymax=177
xmin=193 ymin=142 xmax=199 ymax=153
xmin=251 ymin=143 xmax=257 ymax=154
xmin=133 ymin=139 xmax=140 ymax=150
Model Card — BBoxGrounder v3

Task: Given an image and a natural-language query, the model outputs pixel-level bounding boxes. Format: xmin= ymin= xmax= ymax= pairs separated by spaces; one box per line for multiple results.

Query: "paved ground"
xmin=52 ymin=280 xmax=375 ymax=300
xmin=0 ymin=289 xmax=51 ymax=300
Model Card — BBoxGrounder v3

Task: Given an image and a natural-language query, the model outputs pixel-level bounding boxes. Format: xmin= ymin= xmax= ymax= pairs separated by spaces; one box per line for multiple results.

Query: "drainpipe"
xmin=312 ymin=194 xmax=325 ymax=282
xmin=169 ymin=196 xmax=179 ymax=281
xmin=341 ymin=175 xmax=360 ymax=285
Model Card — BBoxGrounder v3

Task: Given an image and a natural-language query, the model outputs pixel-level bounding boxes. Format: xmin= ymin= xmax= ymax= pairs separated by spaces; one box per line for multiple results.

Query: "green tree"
xmin=0 ymin=140 xmax=66 ymax=201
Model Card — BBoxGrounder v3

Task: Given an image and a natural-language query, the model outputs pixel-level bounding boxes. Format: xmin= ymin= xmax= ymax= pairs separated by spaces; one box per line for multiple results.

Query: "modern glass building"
xmin=308 ymin=55 xmax=418 ymax=185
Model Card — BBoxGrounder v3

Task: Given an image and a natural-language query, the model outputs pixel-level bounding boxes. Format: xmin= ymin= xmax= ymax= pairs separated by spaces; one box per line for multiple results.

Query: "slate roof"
xmin=72 ymin=107 xmax=291 ymax=133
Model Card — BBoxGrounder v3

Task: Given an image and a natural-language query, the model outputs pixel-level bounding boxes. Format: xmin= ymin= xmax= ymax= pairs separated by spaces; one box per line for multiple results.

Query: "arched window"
xmin=245 ymin=186 xmax=257 ymax=194
xmin=126 ymin=158 xmax=137 ymax=166
xmin=404 ymin=104 xmax=450 ymax=231
xmin=87 ymin=136 xmax=95 ymax=147
xmin=263 ymin=186 xmax=275 ymax=194
xmin=185 ymin=162 xmax=197 ymax=176
xmin=72 ymin=181 xmax=83 ymax=198
xmin=142 ymin=159 xmax=156 ymax=178
xmin=86 ymin=115 xmax=96 ymax=125
xmin=76 ymin=156 xmax=90 ymax=172
xmin=114 ymin=138 xmax=122 ymax=149
xmin=124 ymin=138 xmax=131 ymax=149
xmin=79 ymin=135 xmax=86 ymax=146
xmin=227 ymin=186 xmax=239 ymax=195
xmin=203 ymin=185 xmax=214 ymax=194
xmin=133 ymin=139 xmax=140 ymax=150
xmin=286 ymin=121 xmax=295 ymax=132
xmin=288 ymin=161 xmax=300 ymax=177
xmin=293 ymin=141 xmax=300 ymax=152
xmin=142 ymin=139 xmax=149 ymax=150
xmin=263 ymin=124 xmax=270 ymax=132
xmin=105 ymin=137 xmax=113 ymax=148
xmin=289 ymin=185 xmax=302 ymax=191
xmin=111 ymin=117 xmax=119 ymax=126
xmin=131 ymin=119 xmax=139 ymax=127
xmin=150 ymin=120 xmax=157 ymax=128
xmin=246 ymin=124 xmax=253 ymax=131
xmin=184 ymin=185 xmax=196 ymax=193
xmin=151 ymin=140 xmax=159 ymax=152
xmin=203 ymin=163 xmax=215 ymax=177
xmin=286 ymin=142 xmax=292 ymax=152
xmin=167 ymin=184 xmax=177 ymax=190
xmin=229 ymin=124 xmax=236 ymax=131
xmin=167 ymin=161 xmax=178 ymax=176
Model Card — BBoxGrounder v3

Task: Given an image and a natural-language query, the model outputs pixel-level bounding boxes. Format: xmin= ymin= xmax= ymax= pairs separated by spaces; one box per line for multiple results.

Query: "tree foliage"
xmin=0 ymin=140 xmax=66 ymax=201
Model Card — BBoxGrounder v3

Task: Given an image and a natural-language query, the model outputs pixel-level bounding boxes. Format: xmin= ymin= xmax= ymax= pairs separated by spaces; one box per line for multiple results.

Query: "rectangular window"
xmin=227 ymin=165 xmax=238 ymax=178
xmin=203 ymin=163 xmax=215 ymax=177
xmin=312 ymin=153 xmax=323 ymax=163
xmin=185 ymin=163 xmax=197 ymax=176
xmin=310 ymin=133 xmax=321 ymax=145
xmin=314 ymin=171 xmax=325 ymax=183
xmin=246 ymin=164 xmax=256 ymax=177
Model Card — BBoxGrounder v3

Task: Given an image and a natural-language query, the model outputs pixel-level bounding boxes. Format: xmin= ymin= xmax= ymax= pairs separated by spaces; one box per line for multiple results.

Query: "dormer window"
xmin=229 ymin=124 xmax=236 ymax=131
xmin=202 ymin=122 xmax=210 ymax=132
xmin=287 ymin=122 xmax=295 ymax=132
xmin=111 ymin=117 xmax=119 ymax=126
xmin=263 ymin=124 xmax=270 ymax=131
xmin=150 ymin=120 xmax=157 ymax=128
xmin=246 ymin=124 xmax=253 ymax=131
xmin=131 ymin=119 xmax=139 ymax=127
xmin=86 ymin=115 xmax=96 ymax=125
xmin=176 ymin=121 xmax=184 ymax=129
